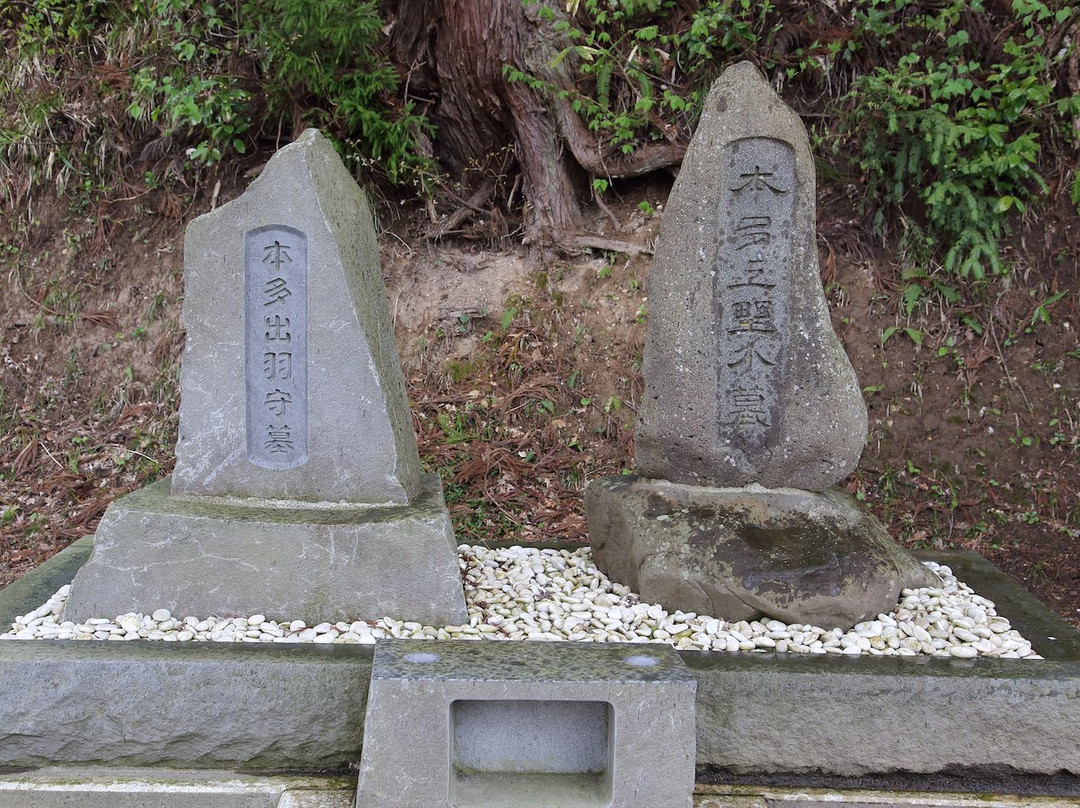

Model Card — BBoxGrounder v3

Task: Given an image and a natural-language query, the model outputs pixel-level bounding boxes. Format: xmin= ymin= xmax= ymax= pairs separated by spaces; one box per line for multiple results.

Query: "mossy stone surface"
xmin=587 ymin=474 xmax=939 ymax=629
xmin=61 ymin=473 xmax=466 ymax=626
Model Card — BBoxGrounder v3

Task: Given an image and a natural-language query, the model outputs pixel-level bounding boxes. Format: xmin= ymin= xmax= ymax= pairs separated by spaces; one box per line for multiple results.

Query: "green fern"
xmin=836 ymin=0 xmax=1074 ymax=287
xmin=901 ymin=283 xmax=924 ymax=317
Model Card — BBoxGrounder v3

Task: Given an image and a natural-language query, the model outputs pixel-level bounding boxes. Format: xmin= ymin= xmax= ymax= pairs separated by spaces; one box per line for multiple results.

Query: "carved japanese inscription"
xmin=245 ymin=225 xmax=308 ymax=469
xmin=715 ymin=137 xmax=794 ymax=448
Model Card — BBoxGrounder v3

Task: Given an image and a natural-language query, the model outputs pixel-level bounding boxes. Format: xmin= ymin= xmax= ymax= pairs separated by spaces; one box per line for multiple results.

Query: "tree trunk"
xmin=391 ymin=0 xmax=582 ymax=245
xmin=388 ymin=0 xmax=684 ymax=247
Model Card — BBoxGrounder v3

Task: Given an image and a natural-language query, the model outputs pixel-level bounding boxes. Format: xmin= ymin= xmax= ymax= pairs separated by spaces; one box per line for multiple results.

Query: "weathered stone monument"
xmin=62 ymin=129 xmax=467 ymax=626
xmin=587 ymin=62 xmax=937 ymax=629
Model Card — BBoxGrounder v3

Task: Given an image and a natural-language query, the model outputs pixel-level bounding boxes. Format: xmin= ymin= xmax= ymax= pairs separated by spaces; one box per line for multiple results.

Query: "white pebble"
xmin=119 ymin=616 xmax=141 ymax=633
xmin=949 ymin=645 xmax=979 ymax=659
xmin=0 ymin=551 xmax=1041 ymax=660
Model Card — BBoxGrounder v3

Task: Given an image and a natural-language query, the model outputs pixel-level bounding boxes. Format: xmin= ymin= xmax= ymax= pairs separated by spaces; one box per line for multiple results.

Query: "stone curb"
xmin=0 ymin=768 xmax=355 ymax=808
xmin=1 ymin=540 xmax=1078 ymax=784
xmin=1 ymin=770 xmax=1074 ymax=807
xmin=0 ymin=771 xmax=1074 ymax=808
xmin=695 ymin=784 xmax=1080 ymax=807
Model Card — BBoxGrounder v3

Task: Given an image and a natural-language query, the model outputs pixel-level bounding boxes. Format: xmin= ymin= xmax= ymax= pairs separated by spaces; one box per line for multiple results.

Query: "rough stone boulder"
xmin=585 ymin=62 xmax=935 ymax=629
xmin=587 ymin=475 xmax=940 ymax=630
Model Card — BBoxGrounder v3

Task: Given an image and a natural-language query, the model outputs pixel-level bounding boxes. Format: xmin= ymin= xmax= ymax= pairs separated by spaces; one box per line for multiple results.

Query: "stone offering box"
xmin=1 ymin=540 xmax=1079 ymax=807
xmin=356 ymin=640 xmax=695 ymax=808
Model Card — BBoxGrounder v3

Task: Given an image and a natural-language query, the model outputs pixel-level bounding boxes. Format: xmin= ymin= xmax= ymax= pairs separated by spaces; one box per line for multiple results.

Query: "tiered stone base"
xmin=61 ymin=473 xmax=467 ymax=626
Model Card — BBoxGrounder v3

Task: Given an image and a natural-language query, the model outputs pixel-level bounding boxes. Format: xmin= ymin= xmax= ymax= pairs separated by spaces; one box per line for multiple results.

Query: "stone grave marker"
xmin=587 ymin=64 xmax=937 ymax=629
xmin=62 ymin=129 xmax=467 ymax=626
xmin=635 ymin=61 xmax=867 ymax=492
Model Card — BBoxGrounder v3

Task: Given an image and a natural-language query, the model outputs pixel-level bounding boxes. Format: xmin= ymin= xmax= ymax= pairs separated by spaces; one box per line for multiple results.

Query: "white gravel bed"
xmin=1 ymin=545 xmax=1042 ymax=659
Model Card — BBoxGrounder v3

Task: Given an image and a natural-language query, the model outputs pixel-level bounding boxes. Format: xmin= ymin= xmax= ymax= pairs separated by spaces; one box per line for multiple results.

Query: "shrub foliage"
xmin=1 ymin=0 xmax=1077 ymax=283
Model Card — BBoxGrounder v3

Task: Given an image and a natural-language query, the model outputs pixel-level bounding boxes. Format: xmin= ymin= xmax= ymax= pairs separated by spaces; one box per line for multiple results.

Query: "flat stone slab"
xmin=356 ymin=639 xmax=697 ymax=808
xmin=1 ymin=542 xmax=1078 ymax=780
xmin=587 ymin=475 xmax=938 ymax=629
xmin=688 ymin=644 xmax=1080 ymax=779
xmin=0 ymin=768 xmax=354 ymax=808
xmin=0 ymin=639 xmax=371 ymax=771
xmin=0 ymin=772 xmax=1075 ymax=808
xmin=61 ymin=473 xmax=467 ymax=626
xmin=696 ymin=784 xmax=1080 ymax=807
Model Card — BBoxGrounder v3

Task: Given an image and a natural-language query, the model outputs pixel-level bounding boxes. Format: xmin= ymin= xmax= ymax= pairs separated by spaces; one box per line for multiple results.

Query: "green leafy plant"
xmin=881 ymin=325 xmax=925 ymax=348
xmin=1030 ymin=290 xmax=1068 ymax=326
xmin=1 ymin=0 xmax=435 ymax=207
xmin=836 ymin=0 xmax=1078 ymax=280
xmin=512 ymin=0 xmax=784 ymax=174
xmin=249 ymin=0 xmax=435 ymax=188
xmin=0 ymin=0 xmax=116 ymax=203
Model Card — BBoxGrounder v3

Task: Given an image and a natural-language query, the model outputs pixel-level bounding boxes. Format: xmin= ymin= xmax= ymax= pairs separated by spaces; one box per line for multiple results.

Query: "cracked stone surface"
xmin=61 ymin=476 xmax=466 ymax=626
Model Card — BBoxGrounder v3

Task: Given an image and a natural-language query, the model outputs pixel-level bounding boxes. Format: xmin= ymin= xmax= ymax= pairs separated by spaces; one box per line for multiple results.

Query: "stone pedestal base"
xmin=62 ymin=474 xmax=467 ymax=626
xmin=356 ymin=639 xmax=696 ymax=808
xmin=585 ymin=475 xmax=940 ymax=630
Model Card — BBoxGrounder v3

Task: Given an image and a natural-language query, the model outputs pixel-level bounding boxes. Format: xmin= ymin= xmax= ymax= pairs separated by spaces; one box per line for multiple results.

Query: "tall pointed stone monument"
xmin=63 ymin=129 xmax=467 ymax=626
xmin=586 ymin=64 xmax=937 ymax=629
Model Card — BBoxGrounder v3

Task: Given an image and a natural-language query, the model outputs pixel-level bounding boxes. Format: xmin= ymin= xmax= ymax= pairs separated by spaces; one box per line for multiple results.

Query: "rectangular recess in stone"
xmin=450 ymin=699 xmax=613 ymax=808
xmin=356 ymin=640 xmax=696 ymax=808
xmin=245 ymin=224 xmax=308 ymax=469
xmin=714 ymin=136 xmax=795 ymax=451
